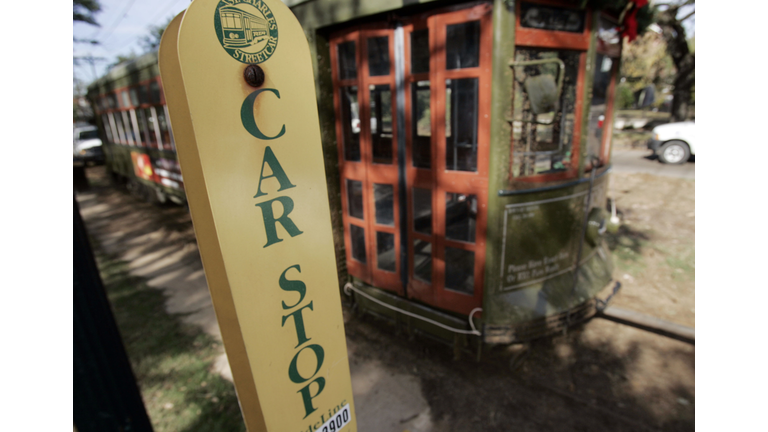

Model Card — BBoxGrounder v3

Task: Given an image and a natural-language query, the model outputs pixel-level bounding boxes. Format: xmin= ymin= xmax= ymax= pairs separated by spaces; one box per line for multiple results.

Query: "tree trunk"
xmin=658 ymin=5 xmax=695 ymax=122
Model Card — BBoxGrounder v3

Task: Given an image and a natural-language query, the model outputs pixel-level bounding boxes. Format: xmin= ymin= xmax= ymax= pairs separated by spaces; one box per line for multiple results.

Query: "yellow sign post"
xmin=158 ymin=1 xmax=356 ymax=430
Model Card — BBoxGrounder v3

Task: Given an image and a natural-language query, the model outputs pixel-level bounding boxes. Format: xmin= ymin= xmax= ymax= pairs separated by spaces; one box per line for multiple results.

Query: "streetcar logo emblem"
xmin=214 ymin=0 xmax=279 ymax=64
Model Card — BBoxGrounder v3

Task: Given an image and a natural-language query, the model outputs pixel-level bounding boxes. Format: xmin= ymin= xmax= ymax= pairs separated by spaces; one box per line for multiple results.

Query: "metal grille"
xmin=512 ymin=300 xmax=596 ymax=342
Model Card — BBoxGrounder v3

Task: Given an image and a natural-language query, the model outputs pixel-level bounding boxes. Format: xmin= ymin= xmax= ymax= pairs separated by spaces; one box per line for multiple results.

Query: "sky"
xmin=73 ymin=0 xmax=193 ymax=85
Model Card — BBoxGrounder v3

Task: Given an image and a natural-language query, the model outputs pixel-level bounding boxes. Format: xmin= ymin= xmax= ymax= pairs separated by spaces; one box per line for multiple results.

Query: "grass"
xmin=605 ymin=225 xmax=650 ymax=277
xmin=96 ymin=248 xmax=246 ymax=432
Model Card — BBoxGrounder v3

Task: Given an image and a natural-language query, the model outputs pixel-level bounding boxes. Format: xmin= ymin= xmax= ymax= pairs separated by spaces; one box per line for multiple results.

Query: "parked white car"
xmin=73 ymin=125 xmax=104 ymax=167
xmin=647 ymin=121 xmax=695 ymax=164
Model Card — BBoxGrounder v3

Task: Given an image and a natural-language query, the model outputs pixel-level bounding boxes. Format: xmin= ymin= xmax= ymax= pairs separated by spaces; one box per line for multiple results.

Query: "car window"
xmin=78 ymin=130 xmax=100 ymax=140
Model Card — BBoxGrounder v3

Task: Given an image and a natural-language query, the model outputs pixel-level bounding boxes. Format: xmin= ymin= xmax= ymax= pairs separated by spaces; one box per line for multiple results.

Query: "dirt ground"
xmin=76 ymin=165 xmax=694 ymax=432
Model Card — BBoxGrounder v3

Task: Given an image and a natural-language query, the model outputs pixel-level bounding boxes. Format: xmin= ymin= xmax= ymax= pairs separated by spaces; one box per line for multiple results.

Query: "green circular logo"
xmin=214 ymin=0 xmax=279 ymax=64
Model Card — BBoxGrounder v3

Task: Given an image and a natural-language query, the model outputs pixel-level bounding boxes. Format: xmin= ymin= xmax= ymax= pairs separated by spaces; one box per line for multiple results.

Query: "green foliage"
xmin=107 ymin=53 xmax=138 ymax=70
xmin=74 ymin=0 xmax=101 ymax=26
xmin=616 ymin=83 xmax=635 ymax=109
xmin=140 ymin=17 xmax=174 ymax=53
xmin=587 ymin=0 xmax=652 ymax=35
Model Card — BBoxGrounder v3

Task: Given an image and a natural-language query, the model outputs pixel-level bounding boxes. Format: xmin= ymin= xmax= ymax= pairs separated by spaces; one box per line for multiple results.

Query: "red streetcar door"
xmin=331 ymin=4 xmax=492 ymax=314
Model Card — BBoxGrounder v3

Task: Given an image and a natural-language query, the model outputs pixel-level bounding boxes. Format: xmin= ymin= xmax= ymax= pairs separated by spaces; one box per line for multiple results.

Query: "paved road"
xmin=611 ymin=148 xmax=695 ymax=179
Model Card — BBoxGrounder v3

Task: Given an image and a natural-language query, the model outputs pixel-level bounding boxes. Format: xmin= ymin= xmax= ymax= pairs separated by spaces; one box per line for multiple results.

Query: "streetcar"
xmin=218 ymin=4 xmax=270 ymax=48
xmin=88 ymin=0 xmax=636 ymax=353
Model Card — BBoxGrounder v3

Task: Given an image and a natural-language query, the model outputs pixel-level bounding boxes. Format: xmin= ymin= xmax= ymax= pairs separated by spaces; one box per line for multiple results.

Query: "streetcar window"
xmin=586 ymin=53 xmax=613 ymax=164
xmin=144 ymin=108 xmax=159 ymax=146
xmin=121 ymin=91 xmax=131 ymax=108
xmin=129 ymin=88 xmax=140 ymax=107
xmin=412 ymin=187 xmax=432 ymax=235
xmin=413 ymin=239 xmax=432 ymax=283
xmin=445 ymin=193 xmax=477 ymax=243
xmin=445 ymin=78 xmax=479 ymax=172
xmin=122 ymin=111 xmax=135 ymax=145
xmin=376 ymin=232 xmax=395 ymax=272
xmin=340 ymin=86 xmax=361 ymax=161
xmin=349 ymin=224 xmax=366 ymax=263
xmin=411 ymin=81 xmax=431 ymax=169
xmin=370 ymin=84 xmax=393 ymax=164
xmin=101 ymin=115 xmax=113 ymax=143
xmin=446 ymin=21 xmax=479 ymax=70
xmin=113 ymin=112 xmax=126 ymax=143
xmin=373 ymin=183 xmax=394 ymax=226
xmin=156 ymin=108 xmax=171 ymax=149
xmin=410 ymin=29 xmax=429 ymax=74
xmin=337 ymin=41 xmax=357 ymax=80
xmin=149 ymin=81 xmax=162 ymax=104
xmin=444 ymin=247 xmax=474 ymax=295
xmin=510 ymin=48 xmax=579 ymax=177
xmin=519 ymin=2 xmax=585 ymax=33
xmin=346 ymin=179 xmax=364 ymax=220
xmin=108 ymin=93 xmax=118 ymax=109
xmin=136 ymin=109 xmax=150 ymax=144
xmin=367 ymin=36 xmax=390 ymax=76
xmin=137 ymin=85 xmax=150 ymax=105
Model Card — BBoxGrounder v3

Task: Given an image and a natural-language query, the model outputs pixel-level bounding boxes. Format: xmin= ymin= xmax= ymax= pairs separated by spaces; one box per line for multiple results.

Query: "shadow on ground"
xmin=77 ymin=166 xmax=694 ymax=432
xmin=346 ymin=309 xmax=694 ymax=432
xmin=96 ymin=250 xmax=246 ymax=432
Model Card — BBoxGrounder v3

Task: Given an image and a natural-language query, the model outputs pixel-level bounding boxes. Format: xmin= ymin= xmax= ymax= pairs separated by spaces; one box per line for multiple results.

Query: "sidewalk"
xmin=76 ymin=169 xmax=434 ymax=432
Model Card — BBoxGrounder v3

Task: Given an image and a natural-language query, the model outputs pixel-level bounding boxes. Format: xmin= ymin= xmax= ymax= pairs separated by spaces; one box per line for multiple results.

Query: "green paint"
xmin=282 ymin=302 xmax=315 ymax=348
xmin=280 ymin=264 xmax=307 ymax=309
xmin=254 ymin=196 xmax=304 ymax=247
xmin=254 ymin=146 xmax=296 ymax=198
xmin=241 ymin=88 xmax=287 ymax=140
xmin=298 ymin=377 xmax=326 ymax=419
xmin=288 ymin=343 xmax=325 ymax=384
xmin=484 ymin=0 xmax=516 ymax=307
xmin=578 ymin=9 xmax=599 ymax=176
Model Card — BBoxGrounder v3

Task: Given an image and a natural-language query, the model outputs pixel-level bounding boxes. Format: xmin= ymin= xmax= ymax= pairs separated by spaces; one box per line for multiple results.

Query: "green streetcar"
xmin=88 ymin=0 xmax=637 ymax=354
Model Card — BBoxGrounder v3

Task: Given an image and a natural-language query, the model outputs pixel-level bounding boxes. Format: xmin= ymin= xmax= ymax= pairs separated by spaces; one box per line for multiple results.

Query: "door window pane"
xmin=446 ymin=21 xmax=480 ymax=70
xmin=446 ymin=193 xmax=476 ymax=243
xmin=413 ymin=239 xmax=432 ymax=283
xmin=370 ymin=84 xmax=393 ymax=164
xmin=411 ymin=81 xmax=431 ymax=168
xmin=367 ymin=36 xmax=390 ymax=76
xmin=410 ymin=29 xmax=429 ymax=74
xmin=511 ymin=49 xmax=579 ymax=177
xmin=350 ymin=224 xmax=367 ymax=263
xmin=338 ymin=41 xmax=357 ymax=80
xmin=412 ymin=187 xmax=432 ymax=235
xmin=340 ymin=86 xmax=361 ymax=161
xmin=347 ymin=179 xmax=364 ymax=219
xmin=376 ymin=232 xmax=396 ymax=272
xmin=445 ymin=78 xmax=478 ymax=172
xmin=445 ymin=247 xmax=474 ymax=295
xmin=374 ymin=183 xmax=394 ymax=226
